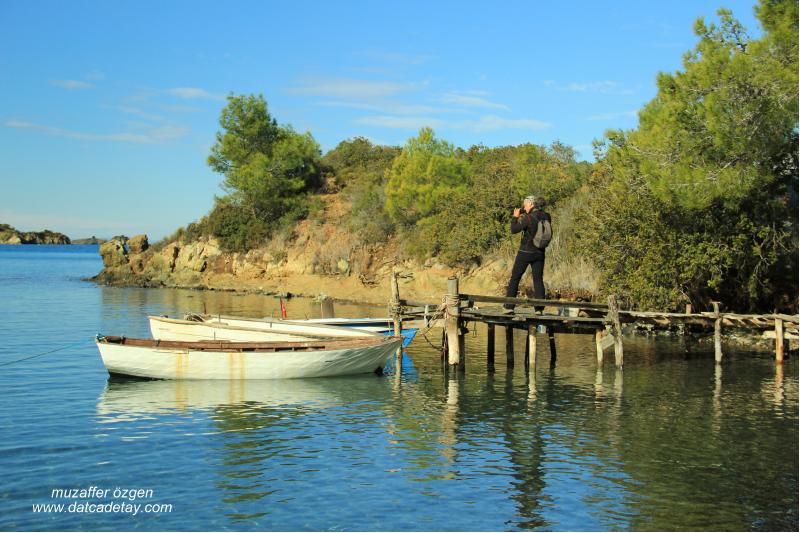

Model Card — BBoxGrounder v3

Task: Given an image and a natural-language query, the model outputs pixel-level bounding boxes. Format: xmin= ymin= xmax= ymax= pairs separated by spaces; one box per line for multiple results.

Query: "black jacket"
xmin=511 ymin=209 xmax=551 ymax=254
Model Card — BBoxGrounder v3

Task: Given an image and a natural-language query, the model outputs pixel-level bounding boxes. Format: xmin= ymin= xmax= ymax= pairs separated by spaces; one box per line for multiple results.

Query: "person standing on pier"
xmin=504 ymin=195 xmax=552 ymax=312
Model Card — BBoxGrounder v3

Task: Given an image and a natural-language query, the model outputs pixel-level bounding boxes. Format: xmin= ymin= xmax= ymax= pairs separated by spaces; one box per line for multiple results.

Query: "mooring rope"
xmin=414 ymin=301 xmax=447 ymax=351
xmin=0 ymin=340 xmax=92 ymax=368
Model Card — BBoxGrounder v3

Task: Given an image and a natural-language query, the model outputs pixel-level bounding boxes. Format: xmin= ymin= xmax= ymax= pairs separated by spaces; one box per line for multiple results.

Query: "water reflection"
xmin=96 ymin=377 xmax=365 ymax=420
xmin=88 ymin=289 xmax=798 ymax=531
xmin=5 ymin=244 xmax=798 ymax=531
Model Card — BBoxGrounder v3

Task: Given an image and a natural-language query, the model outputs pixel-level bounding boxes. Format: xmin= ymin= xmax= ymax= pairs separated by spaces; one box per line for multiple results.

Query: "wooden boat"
xmin=170 ymin=314 xmax=418 ymax=347
xmin=149 ymin=315 xmax=380 ymax=343
xmin=95 ymin=334 xmax=403 ymax=380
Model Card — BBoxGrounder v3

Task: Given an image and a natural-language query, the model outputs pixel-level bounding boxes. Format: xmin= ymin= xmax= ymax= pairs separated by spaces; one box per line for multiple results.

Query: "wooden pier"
xmin=389 ymin=274 xmax=799 ymax=371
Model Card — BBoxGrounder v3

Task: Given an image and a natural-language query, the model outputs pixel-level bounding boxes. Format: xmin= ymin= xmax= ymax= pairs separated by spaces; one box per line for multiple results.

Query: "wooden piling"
xmin=548 ymin=327 xmax=557 ymax=367
xmin=713 ymin=301 xmax=723 ymax=364
xmin=595 ymin=329 xmax=605 ymax=365
xmin=319 ymin=296 xmax=335 ymax=319
xmin=487 ymin=323 xmax=495 ymax=371
xmin=775 ymin=317 xmax=785 ymax=364
xmin=684 ymin=304 xmax=693 ymax=336
xmin=505 ymin=326 xmax=514 ymax=368
xmin=390 ymin=273 xmax=403 ymax=362
xmin=445 ymin=277 xmax=462 ymax=368
xmin=527 ymin=324 xmax=537 ymax=373
xmin=608 ymin=295 xmax=624 ymax=368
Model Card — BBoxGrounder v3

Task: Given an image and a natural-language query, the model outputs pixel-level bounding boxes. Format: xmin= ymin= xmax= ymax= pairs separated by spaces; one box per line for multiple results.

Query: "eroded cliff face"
xmin=90 ymin=229 xmax=518 ymax=305
xmin=90 ymin=197 xmax=591 ymax=304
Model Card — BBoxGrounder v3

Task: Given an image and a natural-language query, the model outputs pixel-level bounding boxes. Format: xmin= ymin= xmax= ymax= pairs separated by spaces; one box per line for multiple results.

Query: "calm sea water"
xmin=0 ymin=244 xmax=797 ymax=531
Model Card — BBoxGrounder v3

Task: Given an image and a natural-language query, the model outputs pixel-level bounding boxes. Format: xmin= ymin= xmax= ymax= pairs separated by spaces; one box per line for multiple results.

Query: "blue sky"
xmin=0 ymin=0 xmax=761 ymax=240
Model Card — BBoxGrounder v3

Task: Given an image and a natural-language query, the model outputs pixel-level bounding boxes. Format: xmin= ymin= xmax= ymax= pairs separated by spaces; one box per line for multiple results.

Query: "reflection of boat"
xmin=96 ymin=376 xmax=369 ymax=417
xmin=157 ymin=314 xmax=418 ymax=348
xmin=95 ymin=335 xmax=403 ymax=380
xmin=149 ymin=315 xmax=380 ymax=342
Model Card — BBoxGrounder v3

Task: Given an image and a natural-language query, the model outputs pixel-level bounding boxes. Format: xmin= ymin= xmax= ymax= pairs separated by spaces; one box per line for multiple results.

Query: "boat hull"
xmin=160 ymin=315 xmax=418 ymax=347
xmin=96 ymin=336 xmax=402 ymax=380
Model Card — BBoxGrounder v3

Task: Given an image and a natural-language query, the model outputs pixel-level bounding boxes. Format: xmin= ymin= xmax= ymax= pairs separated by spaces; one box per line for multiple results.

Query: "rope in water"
xmin=0 ymin=340 xmax=92 ymax=368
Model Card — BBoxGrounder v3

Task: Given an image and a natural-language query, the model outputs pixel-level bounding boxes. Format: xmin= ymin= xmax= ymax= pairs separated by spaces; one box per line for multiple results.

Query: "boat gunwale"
xmin=97 ymin=334 xmax=402 ymax=353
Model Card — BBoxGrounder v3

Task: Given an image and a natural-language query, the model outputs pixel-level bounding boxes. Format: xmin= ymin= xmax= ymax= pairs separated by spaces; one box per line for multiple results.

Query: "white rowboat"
xmin=149 ymin=315 xmax=379 ymax=343
xmin=95 ymin=335 xmax=402 ymax=380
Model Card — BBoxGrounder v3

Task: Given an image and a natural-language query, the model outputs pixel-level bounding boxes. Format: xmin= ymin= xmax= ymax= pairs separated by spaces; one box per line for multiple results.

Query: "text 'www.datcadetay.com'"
xmin=32 ymin=487 xmax=172 ymax=516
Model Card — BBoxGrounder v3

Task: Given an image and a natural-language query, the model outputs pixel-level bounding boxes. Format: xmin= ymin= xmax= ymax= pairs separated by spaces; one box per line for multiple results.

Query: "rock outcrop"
xmin=0 ymin=224 xmax=71 ymax=244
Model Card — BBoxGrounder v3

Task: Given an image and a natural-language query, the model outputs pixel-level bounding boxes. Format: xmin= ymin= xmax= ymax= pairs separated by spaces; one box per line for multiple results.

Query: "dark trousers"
xmin=505 ymin=251 xmax=545 ymax=309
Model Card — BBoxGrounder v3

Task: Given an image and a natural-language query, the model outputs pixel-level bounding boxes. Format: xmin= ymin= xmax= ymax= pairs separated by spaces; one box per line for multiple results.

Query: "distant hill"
xmin=0 ymin=223 xmax=71 ymax=245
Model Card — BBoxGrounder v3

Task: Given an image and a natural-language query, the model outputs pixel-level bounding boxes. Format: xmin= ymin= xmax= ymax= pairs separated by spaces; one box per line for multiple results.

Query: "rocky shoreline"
xmin=91 ymin=232 xmax=517 ymax=305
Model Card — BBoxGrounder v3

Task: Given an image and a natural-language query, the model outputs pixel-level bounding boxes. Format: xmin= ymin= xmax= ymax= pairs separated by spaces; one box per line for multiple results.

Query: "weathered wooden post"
xmin=713 ymin=301 xmax=723 ymax=364
xmin=775 ymin=317 xmax=785 ymax=364
xmin=487 ymin=323 xmax=496 ymax=371
xmin=608 ymin=295 xmax=624 ymax=368
xmin=595 ymin=328 xmax=605 ymax=365
xmin=319 ymin=296 xmax=335 ymax=319
xmin=390 ymin=272 xmax=403 ymax=368
xmin=445 ymin=277 xmax=462 ymax=369
xmin=527 ymin=324 xmax=537 ymax=373
xmin=683 ymin=303 xmax=693 ymax=354
xmin=505 ymin=326 xmax=514 ymax=368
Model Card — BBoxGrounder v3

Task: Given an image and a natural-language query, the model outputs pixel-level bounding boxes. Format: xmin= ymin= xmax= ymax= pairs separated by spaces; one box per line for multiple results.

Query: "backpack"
xmin=531 ymin=213 xmax=552 ymax=249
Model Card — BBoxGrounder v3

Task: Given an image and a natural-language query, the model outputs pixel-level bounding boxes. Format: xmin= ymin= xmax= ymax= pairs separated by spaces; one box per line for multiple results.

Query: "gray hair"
xmin=524 ymin=195 xmax=536 ymax=205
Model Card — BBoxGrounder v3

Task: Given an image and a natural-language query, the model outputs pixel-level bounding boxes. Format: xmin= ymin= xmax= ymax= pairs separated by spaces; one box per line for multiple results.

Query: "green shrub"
xmin=348 ymin=183 xmax=394 ymax=245
xmin=207 ymin=200 xmax=270 ymax=253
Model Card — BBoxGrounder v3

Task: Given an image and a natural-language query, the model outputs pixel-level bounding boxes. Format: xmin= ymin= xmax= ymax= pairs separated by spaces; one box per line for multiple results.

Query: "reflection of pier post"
xmin=505 ymin=326 xmax=514 ymax=369
xmin=487 ymin=323 xmax=496 ymax=372
xmin=594 ymin=366 xmax=604 ymax=400
xmin=712 ymin=363 xmax=722 ymax=432
xmin=614 ymin=367 xmax=623 ymax=401
xmin=440 ymin=373 xmax=461 ymax=469
xmin=772 ymin=363 xmax=785 ymax=407
xmin=527 ymin=325 xmax=537 ymax=404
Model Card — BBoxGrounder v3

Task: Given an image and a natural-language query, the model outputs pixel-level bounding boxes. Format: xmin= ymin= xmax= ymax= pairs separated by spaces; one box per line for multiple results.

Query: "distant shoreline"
xmin=0 ymin=223 xmax=106 ymax=245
